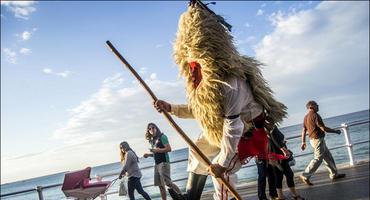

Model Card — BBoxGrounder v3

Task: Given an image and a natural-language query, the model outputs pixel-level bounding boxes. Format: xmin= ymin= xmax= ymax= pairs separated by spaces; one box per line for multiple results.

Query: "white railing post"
xmin=341 ymin=123 xmax=355 ymax=166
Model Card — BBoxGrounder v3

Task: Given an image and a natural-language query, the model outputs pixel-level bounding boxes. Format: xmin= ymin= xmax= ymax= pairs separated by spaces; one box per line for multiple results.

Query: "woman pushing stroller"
xmin=118 ymin=141 xmax=151 ymax=200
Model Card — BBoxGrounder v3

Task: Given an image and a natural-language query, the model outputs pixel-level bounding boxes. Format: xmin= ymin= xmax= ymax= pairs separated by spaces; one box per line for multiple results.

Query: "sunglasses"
xmin=148 ymin=126 xmax=156 ymax=130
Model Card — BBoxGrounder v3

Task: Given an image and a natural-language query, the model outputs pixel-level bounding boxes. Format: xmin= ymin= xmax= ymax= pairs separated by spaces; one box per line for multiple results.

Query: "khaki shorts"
xmin=154 ymin=162 xmax=172 ymax=187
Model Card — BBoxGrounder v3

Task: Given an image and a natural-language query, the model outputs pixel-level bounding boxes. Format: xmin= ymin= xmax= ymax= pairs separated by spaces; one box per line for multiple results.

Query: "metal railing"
xmin=1 ymin=119 xmax=369 ymax=199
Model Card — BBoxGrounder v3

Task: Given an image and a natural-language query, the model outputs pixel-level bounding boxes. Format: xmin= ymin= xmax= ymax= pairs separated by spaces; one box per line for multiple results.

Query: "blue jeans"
xmin=256 ymin=159 xmax=277 ymax=200
xmin=128 ymin=177 xmax=151 ymax=200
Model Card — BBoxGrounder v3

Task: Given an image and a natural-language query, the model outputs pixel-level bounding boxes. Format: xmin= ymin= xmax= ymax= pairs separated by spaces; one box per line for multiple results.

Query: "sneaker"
xmin=299 ymin=175 xmax=313 ymax=186
xmin=331 ymin=173 xmax=346 ymax=180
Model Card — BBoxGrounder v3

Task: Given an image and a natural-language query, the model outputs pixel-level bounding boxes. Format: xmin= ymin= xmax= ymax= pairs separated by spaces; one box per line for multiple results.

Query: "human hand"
xmin=281 ymin=147 xmax=291 ymax=158
xmin=143 ymin=153 xmax=151 ymax=158
xmin=301 ymin=143 xmax=306 ymax=151
xmin=118 ymin=174 xmax=123 ymax=179
xmin=153 ymin=100 xmax=171 ymax=113
xmin=150 ymin=148 xmax=160 ymax=153
xmin=208 ymin=164 xmax=227 ymax=178
xmin=336 ymin=129 xmax=341 ymax=135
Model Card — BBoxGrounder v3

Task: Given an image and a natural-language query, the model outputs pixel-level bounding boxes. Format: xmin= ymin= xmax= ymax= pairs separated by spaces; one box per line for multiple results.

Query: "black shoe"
xmin=299 ymin=175 xmax=313 ymax=186
xmin=331 ymin=173 xmax=346 ymax=180
xmin=168 ymin=188 xmax=186 ymax=200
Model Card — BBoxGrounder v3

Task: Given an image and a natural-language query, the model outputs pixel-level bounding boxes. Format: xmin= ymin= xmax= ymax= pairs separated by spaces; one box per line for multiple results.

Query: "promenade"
xmin=201 ymin=161 xmax=369 ymax=200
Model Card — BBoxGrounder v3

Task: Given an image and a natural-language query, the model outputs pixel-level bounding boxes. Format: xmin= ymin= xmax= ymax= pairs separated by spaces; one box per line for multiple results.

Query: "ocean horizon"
xmin=1 ymin=109 xmax=369 ymax=200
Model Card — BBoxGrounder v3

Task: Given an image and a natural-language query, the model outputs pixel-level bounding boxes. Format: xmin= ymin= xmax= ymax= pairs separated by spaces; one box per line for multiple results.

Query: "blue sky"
xmin=1 ymin=1 xmax=369 ymax=184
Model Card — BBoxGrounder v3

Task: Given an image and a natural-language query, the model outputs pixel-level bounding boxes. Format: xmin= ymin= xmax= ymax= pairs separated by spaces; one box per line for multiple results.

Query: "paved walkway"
xmin=201 ymin=161 xmax=369 ymax=200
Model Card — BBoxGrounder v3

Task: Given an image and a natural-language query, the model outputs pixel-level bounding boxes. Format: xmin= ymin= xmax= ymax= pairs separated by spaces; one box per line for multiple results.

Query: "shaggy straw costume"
xmin=174 ymin=5 xmax=287 ymax=148
xmin=170 ymin=3 xmax=287 ymax=200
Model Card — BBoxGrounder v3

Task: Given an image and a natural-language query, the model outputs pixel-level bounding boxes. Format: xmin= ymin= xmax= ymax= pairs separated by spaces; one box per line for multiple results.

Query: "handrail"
xmin=1 ymin=119 xmax=368 ymax=199
xmin=0 ymin=183 xmax=63 ymax=197
xmin=284 ymin=120 xmax=370 ymax=141
xmin=1 ymin=188 xmax=36 ymax=197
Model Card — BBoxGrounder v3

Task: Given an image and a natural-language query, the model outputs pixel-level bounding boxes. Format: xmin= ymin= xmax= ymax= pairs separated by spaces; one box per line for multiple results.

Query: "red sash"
xmin=237 ymin=128 xmax=287 ymax=161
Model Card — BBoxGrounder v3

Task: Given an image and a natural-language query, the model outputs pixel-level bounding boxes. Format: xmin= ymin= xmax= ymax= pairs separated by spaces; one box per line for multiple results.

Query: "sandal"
xmin=291 ymin=195 xmax=305 ymax=200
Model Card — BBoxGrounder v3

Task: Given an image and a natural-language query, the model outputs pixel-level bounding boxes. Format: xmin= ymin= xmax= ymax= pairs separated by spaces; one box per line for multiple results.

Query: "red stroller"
xmin=61 ymin=167 xmax=113 ymax=199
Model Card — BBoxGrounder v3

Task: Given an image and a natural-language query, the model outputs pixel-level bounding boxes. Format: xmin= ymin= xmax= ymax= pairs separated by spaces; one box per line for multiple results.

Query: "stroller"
xmin=61 ymin=167 xmax=113 ymax=200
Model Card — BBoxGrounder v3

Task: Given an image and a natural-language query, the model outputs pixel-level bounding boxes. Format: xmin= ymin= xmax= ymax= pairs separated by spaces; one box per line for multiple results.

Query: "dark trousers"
xmin=128 ymin=177 xmax=151 ymax=200
xmin=275 ymin=159 xmax=295 ymax=188
xmin=256 ymin=159 xmax=277 ymax=200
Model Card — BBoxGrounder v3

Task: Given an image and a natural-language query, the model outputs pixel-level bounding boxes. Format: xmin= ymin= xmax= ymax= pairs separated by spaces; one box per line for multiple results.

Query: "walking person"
xmin=118 ymin=141 xmax=151 ymax=200
xmin=153 ymin=2 xmax=287 ymax=199
xmin=143 ymin=123 xmax=183 ymax=200
xmin=267 ymin=124 xmax=305 ymax=200
xmin=300 ymin=100 xmax=345 ymax=185
xmin=255 ymin=157 xmax=278 ymax=200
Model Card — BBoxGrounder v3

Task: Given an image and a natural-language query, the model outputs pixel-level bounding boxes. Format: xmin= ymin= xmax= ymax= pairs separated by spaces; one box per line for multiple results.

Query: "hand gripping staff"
xmin=106 ymin=41 xmax=242 ymax=200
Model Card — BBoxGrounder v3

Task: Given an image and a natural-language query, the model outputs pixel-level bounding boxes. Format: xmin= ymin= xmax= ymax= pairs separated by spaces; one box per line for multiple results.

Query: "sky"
xmin=1 ymin=1 xmax=369 ymax=184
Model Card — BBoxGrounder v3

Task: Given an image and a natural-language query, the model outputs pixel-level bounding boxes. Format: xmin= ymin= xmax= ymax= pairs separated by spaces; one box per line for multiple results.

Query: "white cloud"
xmin=56 ymin=71 xmax=71 ymax=78
xmin=254 ymin=1 xmax=369 ymax=125
xmin=52 ymin=73 xmax=199 ymax=173
xmin=268 ymin=10 xmax=285 ymax=26
xmin=43 ymin=68 xmax=52 ymax=74
xmin=102 ymin=73 xmax=123 ymax=87
xmin=19 ymin=48 xmax=31 ymax=55
xmin=244 ymin=22 xmax=251 ymax=28
xmin=21 ymin=31 xmax=31 ymax=40
xmin=150 ymin=73 xmax=157 ymax=80
xmin=1 ymin=1 xmax=37 ymax=20
xmin=42 ymin=68 xmax=72 ymax=78
xmin=1 ymin=1 xmax=35 ymax=6
xmin=256 ymin=9 xmax=264 ymax=16
xmin=3 ymin=48 xmax=17 ymax=64
xmin=155 ymin=44 xmax=164 ymax=48
xmin=261 ymin=3 xmax=266 ymax=8
xmin=16 ymin=28 xmax=37 ymax=41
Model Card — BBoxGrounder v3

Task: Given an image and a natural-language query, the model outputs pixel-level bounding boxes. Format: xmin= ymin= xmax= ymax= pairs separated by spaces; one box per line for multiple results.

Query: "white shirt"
xmin=171 ymin=76 xmax=263 ymax=167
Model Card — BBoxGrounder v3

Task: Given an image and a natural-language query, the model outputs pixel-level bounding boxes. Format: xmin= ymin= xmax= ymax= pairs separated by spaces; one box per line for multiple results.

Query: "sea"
xmin=1 ymin=109 xmax=369 ymax=200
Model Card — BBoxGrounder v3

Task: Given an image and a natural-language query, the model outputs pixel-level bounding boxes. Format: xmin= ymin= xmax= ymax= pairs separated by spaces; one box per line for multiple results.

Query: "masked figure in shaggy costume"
xmin=154 ymin=1 xmax=287 ymax=200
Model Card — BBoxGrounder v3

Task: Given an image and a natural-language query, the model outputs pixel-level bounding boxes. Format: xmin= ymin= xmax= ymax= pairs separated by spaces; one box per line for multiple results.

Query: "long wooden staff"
xmin=106 ymin=40 xmax=242 ymax=200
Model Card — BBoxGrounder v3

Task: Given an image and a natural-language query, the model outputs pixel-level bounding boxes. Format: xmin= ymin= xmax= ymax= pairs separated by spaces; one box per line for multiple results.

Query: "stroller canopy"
xmin=61 ymin=167 xmax=111 ymax=199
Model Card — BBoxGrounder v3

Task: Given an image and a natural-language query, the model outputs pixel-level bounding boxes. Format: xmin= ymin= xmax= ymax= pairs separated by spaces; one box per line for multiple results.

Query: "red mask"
xmin=189 ymin=61 xmax=202 ymax=89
